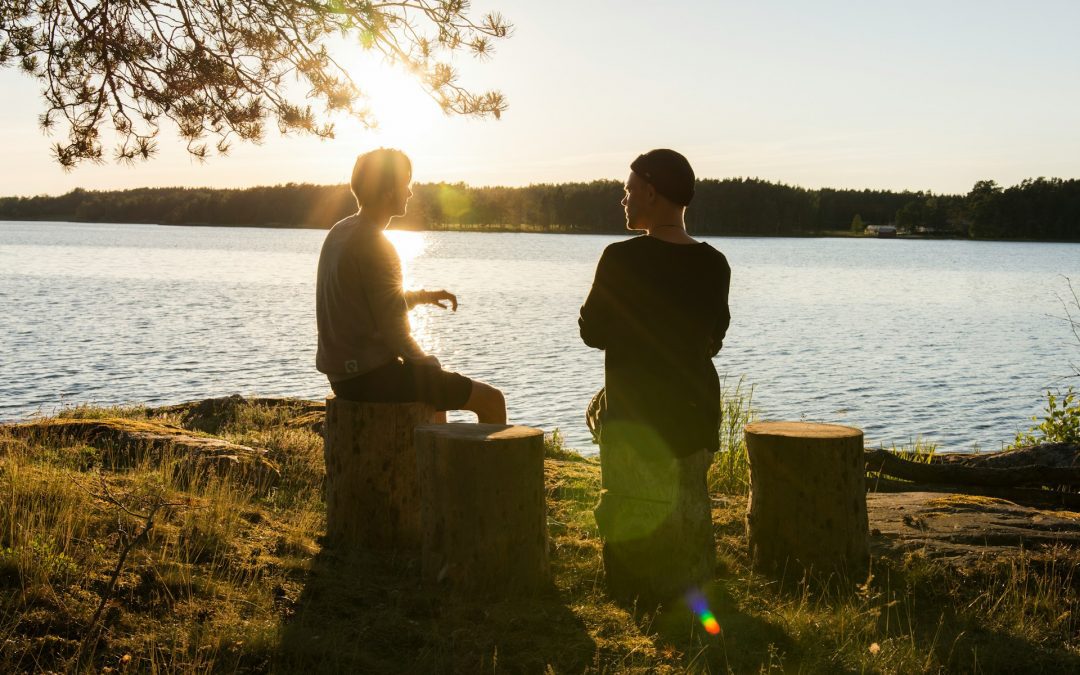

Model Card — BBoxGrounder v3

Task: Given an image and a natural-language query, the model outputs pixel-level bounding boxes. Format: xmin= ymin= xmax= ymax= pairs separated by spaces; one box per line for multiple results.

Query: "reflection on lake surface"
xmin=2 ymin=220 xmax=1078 ymax=453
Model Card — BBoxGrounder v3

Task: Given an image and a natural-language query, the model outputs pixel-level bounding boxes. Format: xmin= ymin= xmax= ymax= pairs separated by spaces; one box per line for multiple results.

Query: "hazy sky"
xmin=2 ymin=0 xmax=1078 ymax=196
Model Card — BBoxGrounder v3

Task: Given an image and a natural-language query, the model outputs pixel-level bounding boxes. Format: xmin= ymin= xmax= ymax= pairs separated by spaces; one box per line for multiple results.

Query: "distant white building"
xmin=865 ymin=224 xmax=897 ymax=238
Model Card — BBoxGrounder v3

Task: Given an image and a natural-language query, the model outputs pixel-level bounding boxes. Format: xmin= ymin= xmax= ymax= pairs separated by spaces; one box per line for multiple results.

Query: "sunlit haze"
xmin=1 ymin=0 xmax=1078 ymax=196
xmin=384 ymin=229 xmax=427 ymax=281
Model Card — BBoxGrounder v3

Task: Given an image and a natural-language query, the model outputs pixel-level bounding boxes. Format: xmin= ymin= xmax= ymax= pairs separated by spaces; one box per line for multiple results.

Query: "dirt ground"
xmin=867 ymin=490 xmax=1080 ymax=564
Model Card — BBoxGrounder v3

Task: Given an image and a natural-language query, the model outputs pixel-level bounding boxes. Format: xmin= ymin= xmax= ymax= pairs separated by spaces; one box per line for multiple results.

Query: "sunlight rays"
xmin=331 ymin=47 xmax=444 ymax=160
xmin=384 ymin=229 xmax=439 ymax=355
xmin=384 ymin=230 xmax=426 ymax=281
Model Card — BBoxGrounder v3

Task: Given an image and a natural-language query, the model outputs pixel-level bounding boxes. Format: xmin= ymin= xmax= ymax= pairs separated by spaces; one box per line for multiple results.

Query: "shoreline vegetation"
xmin=2 ymin=176 xmax=1078 ymax=241
xmin=0 ymin=392 xmax=1077 ymax=672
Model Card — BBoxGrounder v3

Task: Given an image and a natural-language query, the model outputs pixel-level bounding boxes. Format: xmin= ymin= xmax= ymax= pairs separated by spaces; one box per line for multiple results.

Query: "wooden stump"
xmin=745 ymin=421 xmax=869 ymax=581
xmin=415 ymin=423 xmax=548 ymax=593
xmin=322 ymin=395 xmax=434 ymax=550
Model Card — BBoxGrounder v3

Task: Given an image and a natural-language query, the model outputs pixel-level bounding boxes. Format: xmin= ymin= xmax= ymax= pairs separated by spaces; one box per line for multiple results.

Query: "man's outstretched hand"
xmin=425 ymin=290 xmax=458 ymax=311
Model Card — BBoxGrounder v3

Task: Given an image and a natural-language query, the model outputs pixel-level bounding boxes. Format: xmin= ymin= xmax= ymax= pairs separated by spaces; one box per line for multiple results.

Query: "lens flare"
xmin=685 ymin=589 xmax=722 ymax=635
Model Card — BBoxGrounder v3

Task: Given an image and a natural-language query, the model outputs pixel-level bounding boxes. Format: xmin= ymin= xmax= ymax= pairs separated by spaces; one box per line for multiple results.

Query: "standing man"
xmin=579 ymin=149 xmax=731 ymax=604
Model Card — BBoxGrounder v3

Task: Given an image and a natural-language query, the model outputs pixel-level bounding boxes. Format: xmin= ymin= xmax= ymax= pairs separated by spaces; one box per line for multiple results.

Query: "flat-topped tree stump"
xmin=415 ymin=423 xmax=548 ymax=594
xmin=745 ymin=421 xmax=869 ymax=581
xmin=323 ymin=395 xmax=434 ymax=551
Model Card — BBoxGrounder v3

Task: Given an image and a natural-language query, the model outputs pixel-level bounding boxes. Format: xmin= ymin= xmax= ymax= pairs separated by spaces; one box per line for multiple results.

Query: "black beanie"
xmin=630 ymin=149 xmax=695 ymax=206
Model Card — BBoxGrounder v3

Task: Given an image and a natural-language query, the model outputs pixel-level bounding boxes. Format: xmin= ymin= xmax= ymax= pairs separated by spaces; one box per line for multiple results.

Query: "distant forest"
xmin=1 ymin=177 xmax=1078 ymax=240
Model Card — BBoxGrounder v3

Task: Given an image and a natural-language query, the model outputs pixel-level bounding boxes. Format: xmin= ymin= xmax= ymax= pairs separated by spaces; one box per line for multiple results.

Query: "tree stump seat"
xmin=322 ymin=395 xmax=434 ymax=551
xmin=745 ymin=421 xmax=870 ymax=582
xmin=414 ymin=423 xmax=549 ymax=594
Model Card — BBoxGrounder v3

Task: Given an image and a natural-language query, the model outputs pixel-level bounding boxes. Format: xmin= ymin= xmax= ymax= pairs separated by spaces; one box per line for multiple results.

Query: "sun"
xmin=330 ymin=46 xmax=444 ymax=158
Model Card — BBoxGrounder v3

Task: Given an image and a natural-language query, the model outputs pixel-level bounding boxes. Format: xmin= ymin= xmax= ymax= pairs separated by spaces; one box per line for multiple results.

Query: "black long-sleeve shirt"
xmin=579 ymin=235 xmax=731 ymax=457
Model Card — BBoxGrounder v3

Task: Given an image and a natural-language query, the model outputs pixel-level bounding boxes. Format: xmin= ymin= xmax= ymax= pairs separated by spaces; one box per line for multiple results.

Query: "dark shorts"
xmin=330 ymin=359 xmax=473 ymax=411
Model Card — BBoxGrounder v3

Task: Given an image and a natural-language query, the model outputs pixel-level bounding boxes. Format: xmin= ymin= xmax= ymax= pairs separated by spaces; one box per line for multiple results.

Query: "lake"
xmin=2 ymin=220 xmax=1078 ymax=453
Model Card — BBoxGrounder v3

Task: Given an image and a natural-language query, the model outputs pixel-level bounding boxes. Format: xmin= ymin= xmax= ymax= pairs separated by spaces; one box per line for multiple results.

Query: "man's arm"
xmin=363 ymin=239 xmax=430 ymax=362
xmin=708 ymin=258 xmax=732 ymax=357
xmin=579 ymin=249 xmax=614 ymax=349
xmin=404 ymin=289 xmax=458 ymax=311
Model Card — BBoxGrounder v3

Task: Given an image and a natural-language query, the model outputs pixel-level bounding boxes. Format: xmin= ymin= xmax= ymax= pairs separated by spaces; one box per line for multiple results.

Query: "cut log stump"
xmin=322 ymin=395 xmax=434 ymax=551
xmin=415 ymin=423 xmax=548 ymax=594
xmin=745 ymin=421 xmax=869 ymax=581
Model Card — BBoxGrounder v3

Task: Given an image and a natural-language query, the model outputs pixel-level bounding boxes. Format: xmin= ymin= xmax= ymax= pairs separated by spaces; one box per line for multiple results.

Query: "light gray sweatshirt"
xmin=315 ymin=214 xmax=428 ymax=382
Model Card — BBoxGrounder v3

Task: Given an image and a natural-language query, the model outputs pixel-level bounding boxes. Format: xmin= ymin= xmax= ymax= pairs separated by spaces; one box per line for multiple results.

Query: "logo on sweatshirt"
xmin=345 ymin=360 xmax=359 ymax=373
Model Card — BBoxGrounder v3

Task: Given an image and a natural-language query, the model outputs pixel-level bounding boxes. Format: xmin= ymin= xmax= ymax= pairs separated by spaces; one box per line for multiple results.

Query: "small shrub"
xmin=0 ymin=535 xmax=79 ymax=588
xmin=1015 ymin=387 xmax=1080 ymax=447
xmin=544 ymin=429 xmax=584 ymax=462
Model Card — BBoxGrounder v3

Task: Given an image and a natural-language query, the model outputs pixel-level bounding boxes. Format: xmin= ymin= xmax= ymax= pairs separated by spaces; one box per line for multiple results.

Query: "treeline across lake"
xmin=2 ymin=177 xmax=1078 ymax=240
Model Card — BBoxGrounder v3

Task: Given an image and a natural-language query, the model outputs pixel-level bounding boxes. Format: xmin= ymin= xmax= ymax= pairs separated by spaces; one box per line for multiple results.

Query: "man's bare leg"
xmin=463 ymin=381 xmax=507 ymax=424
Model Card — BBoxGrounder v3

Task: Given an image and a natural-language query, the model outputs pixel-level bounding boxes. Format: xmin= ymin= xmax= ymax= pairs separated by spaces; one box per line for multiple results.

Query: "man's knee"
xmin=465 ymin=380 xmax=506 ymax=423
xmin=469 ymin=380 xmax=498 ymax=401
xmin=479 ymin=383 xmax=506 ymax=416
xmin=486 ymin=384 xmax=506 ymax=410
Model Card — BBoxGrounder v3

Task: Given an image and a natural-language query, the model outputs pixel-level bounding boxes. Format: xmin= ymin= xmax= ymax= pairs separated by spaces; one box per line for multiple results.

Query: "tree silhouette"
xmin=850 ymin=213 xmax=864 ymax=234
xmin=2 ymin=177 xmax=1077 ymax=240
xmin=0 ymin=1 xmax=511 ymax=167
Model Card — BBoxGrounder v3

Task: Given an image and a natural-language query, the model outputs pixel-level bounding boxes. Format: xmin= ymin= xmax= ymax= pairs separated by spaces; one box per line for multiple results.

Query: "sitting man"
xmin=579 ymin=148 xmax=731 ymax=604
xmin=316 ymin=148 xmax=506 ymax=423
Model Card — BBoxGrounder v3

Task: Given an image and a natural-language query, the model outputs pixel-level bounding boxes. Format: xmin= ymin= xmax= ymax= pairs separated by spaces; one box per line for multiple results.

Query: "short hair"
xmin=350 ymin=148 xmax=412 ymax=208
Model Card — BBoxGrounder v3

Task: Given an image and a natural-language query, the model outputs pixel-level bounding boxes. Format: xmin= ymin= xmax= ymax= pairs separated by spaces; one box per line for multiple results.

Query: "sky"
xmin=1 ymin=0 xmax=1079 ymax=197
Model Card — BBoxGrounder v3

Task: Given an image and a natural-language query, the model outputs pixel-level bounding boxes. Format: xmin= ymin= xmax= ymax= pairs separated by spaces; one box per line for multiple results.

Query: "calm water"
xmin=2 ymin=221 xmax=1078 ymax=453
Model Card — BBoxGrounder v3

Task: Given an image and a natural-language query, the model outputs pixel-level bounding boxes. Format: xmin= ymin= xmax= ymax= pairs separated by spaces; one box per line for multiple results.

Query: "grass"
xmin=887 ymin=437 xmax=940 ymax=464
xmin=0 ymin=400 xmax=1078 ymax=672
xmin=708 ymin=377 xmax=756 ymax=496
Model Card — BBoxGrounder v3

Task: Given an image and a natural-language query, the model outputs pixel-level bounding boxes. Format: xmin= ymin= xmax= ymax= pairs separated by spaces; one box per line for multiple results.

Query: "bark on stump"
xmin=745 ymin=421 xmax=869 ymax=581
xmin=323 ymin=395 xmax=434 ymax=551
xmin=415 ymin=423 xmax=549 ymax=594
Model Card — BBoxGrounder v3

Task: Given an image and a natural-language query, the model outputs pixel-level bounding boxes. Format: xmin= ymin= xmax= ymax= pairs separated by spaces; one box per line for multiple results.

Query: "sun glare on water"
xmin=384 ymin=229 xmax=427 ymax=281
xmin=384 ymin=229 xmax=436 ymax=351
